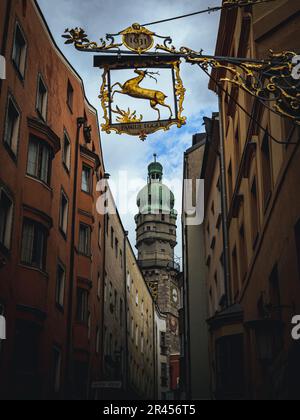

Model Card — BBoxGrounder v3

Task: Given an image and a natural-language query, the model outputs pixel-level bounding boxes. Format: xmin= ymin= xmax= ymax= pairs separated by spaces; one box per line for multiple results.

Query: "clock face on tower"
xmin=171 ymin=286 xmax=179 ymax=305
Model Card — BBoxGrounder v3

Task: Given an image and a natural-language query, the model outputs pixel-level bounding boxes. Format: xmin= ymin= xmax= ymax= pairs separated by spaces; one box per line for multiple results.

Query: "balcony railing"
xmin=138 ymin=259 xmax=180 ymax=272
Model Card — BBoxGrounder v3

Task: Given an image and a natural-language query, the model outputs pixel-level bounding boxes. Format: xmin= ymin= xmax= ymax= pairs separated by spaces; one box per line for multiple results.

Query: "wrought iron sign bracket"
xmin=63 ymin=17 xmax=300 ymax=141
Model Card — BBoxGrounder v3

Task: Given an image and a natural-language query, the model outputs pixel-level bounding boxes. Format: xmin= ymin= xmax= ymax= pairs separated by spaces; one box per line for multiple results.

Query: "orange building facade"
xmin=0 ymin=0 xmax=105 ymax=399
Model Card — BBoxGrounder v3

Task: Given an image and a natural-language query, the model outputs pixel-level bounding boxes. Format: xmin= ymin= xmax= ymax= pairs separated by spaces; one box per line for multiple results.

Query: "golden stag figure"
xmin=111 ymin=69 xmax=173 ymax=121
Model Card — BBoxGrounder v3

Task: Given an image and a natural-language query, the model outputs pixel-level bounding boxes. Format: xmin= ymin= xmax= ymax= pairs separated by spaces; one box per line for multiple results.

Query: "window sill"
xmin=12 ymin=59 xmax=25 ymax=84
xmin=19 ymin=263 xmax=48 ymax=278
xmin=62 ymin=162 xmax=71 ymax=176
xmin=3 ymin=141 xmax=18 ymax=164
xmin=81 ymin=189 xmax=93 ymax=197
xmin=25 ymin=174 xmax=52 ymax=192
xmin=59 ymin=228 xmax=67 ymax=242
xmin=0 ymin=242 xmax=11 ymax=258
xmin=55 ymin=304 xmax=64 ymax=314
xmin=36 ymin=108 xmax=47 ymax=123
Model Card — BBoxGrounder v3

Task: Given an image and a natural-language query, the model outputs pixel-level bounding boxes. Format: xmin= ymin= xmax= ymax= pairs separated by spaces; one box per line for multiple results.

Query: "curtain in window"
xmin=27 ymin=141 xmax=38 ymax=177
xmin=40 ymin=145 xmax=49 ymax=183
xmin=32 ymin=227 xmax=45 ymax=269
xmin=21 ymin=221 xmax=34 ymax=264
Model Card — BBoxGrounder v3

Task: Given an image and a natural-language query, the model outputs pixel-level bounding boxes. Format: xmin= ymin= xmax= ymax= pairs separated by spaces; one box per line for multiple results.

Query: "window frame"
xmin=3 ymin=94 xmax=21 ymax=159
xmin=11 ymin=22 xmax=27 ymax=80
xmin=56 ymin=262 xmax=66 ymax=310
xmin=59 ymin=189 xmax=69 ymax=238
xmin=81 ymin=164 xmax=93 ymax=194
xmin=20 ymin=218 xmax=48 ymax=272
xmin=36 ymin=73 xmax=48 ymax=121
xmin=0 ymin=186 xmax=14 ymax=252
xmin=27 ymin=135 xmax=53 ymax=186
xmin=67 ymin=80 xmax=74 ymax=112
xmin=78 ymin=223 xmax=91 ymax=257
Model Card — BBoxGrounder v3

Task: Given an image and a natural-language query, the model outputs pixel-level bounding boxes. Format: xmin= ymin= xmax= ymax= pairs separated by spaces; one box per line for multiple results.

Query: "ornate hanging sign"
xmin=63 ymin=15 xmax=299 ymax=137
xmin=63 ymin=24 xmax=186 ymax=141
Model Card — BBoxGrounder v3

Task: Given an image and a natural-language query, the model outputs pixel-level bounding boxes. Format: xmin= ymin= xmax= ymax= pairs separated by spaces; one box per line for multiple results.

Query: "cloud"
xmin=37 ymin=0 xmax=221 ymax=260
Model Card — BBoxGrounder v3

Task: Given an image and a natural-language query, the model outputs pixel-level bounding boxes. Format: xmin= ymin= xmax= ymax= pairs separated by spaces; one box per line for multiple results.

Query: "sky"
xmin=37 ymin=0 xmax=222 ymax=261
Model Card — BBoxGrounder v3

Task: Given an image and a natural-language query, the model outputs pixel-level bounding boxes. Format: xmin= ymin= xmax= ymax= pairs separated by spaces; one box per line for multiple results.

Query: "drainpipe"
xmin=123 ymin=231 xmax=129 ymax=395
xmin=65 ymin=116 xmax=86 ymax=398
xmin=182 ymin=154 xmax=192 ymax=400
xmin=216 ymin=101 xmax=232 ymax=307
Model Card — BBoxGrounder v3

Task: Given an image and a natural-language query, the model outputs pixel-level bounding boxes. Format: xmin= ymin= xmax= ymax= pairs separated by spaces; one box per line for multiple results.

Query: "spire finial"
xmin=153 ymin=153 xmax=157 ymax=163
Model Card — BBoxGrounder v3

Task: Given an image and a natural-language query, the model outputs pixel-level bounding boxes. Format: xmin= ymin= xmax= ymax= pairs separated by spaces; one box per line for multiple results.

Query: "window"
xmin=228 ymin=161 xmax=233 ymax=202
xmin=97 ymin=272 xmax=101 ymax=299
xmin=141 ymin=334 xmax=144 ymax=354
xmin=21 ymin=219 xmax=47 ymax=271
xmin=27 ymin=136 xmax=52 ymax=184
xmin=52 ymin=347 xmax=62 ymax=394
xmin=250 ymin=178 xmax=259 ymax=247
xmin=81 ymin=164 xmax=92 ymax=193
xmin=105 ymin=214 xmax=109 ymax=236
xmin=104 ymin=277 xmax=107 ymax=303
xmin=161 ymin=363 xmax=168 ymax=387
xmin=131 ymin=318 xmax=134 ymax=340
xmin=96 ymin=328 xmax=100 ymax=354
xmin=160 ymin=332 xmax=167 ymax=355
xmin=0 ymin=188 xmax=13 ymax=250
xmin=261 ymin=130 xmax=272 ymax=209
xmin=127 ymin=272 xmax=131 ymax=291
xmin=135 ymin=325 xmax=139 ymax=347
xmin=59 ymin=190 xmax=69 ymax=236
xmin=36 ymin=75 xmax=47 ymax=120
xmin=62 ymin=131 xmax=71 ymax=171
xmin=110 ymin=227 xmax=114 ymax=248
xmin=115 ymin=238 xmax=119 ymax=258
xmin=136 ymin=290 xmax=139 ymax=306
xmin=114 ymin=290 xmax=117 ymax=318
xmin=76 ymin=288 xmax=89 ymax=323
xmin=141 ymin=300 xmax=144 ymax=316
xmin=12 ymin=23 xmax=27 ymax=78
xmin=98 ymin=223 xmax=102 ymax=248
xmin=120 ymin=299 xmax=123 ymax=327
xmin=120 ymin=250 xmax=123 ymax=268
xmin=78 ymin=224 xmax=91 ymax=256
xmin=232 ymin=246 xmax=239 ymax=301
xmin=239 ymin=225 xmax=247 ymax=284
xmin=56 ymin=263 xmax=65 ymax=308
xmin=4 ymin=96 xmax=20 ymax=156
xmin=67 ymin=80 xmax=74 ymax=111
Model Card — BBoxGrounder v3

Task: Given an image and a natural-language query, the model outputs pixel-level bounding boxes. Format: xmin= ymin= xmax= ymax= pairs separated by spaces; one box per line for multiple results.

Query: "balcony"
xmin=138 ymin=259 xmax=180 ymax=272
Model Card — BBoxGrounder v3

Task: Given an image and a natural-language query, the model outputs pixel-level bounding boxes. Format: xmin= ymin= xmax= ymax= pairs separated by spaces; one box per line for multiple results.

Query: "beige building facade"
xmin=203 ymin=0 xmax=300 ymax=400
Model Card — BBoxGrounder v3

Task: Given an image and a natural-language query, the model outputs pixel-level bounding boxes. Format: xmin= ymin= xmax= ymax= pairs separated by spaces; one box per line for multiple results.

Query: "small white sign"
xmin=0 ymin=315 xmax=6 ymax=340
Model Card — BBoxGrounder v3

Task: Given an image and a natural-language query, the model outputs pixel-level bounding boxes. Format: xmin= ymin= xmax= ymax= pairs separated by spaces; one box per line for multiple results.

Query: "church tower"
xmin=135 ymin=156 xmax=180 ymax=389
